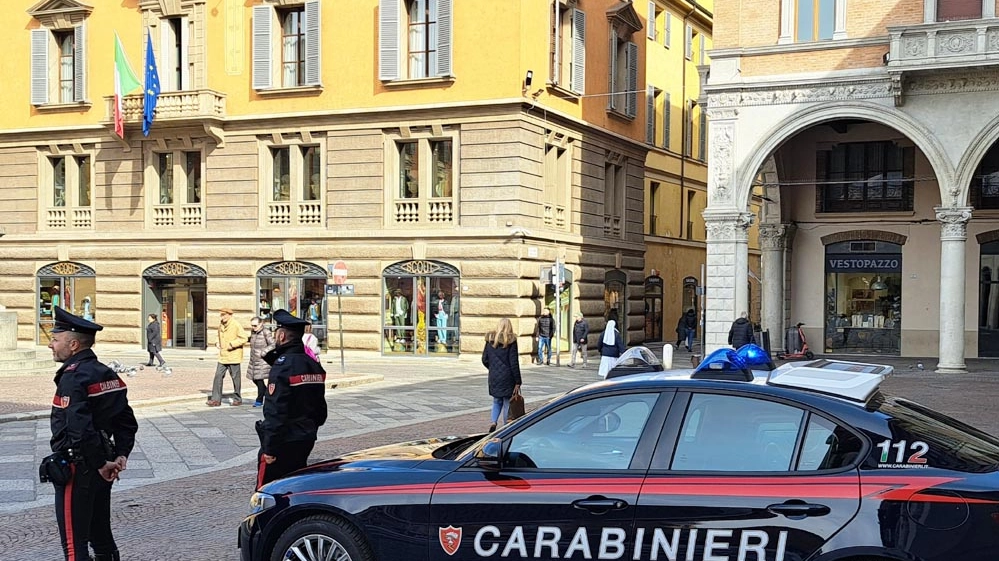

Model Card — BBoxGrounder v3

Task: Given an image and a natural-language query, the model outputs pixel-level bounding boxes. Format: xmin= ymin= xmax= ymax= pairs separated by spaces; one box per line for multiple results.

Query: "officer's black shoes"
xmin=92 ymin=551 xmax=120 ymax=561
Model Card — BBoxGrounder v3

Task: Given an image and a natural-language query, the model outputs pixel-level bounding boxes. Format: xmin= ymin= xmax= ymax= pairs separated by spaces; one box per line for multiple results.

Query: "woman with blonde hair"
xmin=482 ymin=318 xmax=522 ymax=432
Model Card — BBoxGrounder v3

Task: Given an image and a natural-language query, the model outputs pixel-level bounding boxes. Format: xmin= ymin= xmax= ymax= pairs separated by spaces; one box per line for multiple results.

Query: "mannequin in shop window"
xmin=82 ymin=296 xmax=94 ymax=321
xmin=434 ymin=290 xmax=449 ymax=344
xmin=271 ymin=287 xmax=285 ymax=312
xmin=391 ymin=289 xmax=409 ymax=341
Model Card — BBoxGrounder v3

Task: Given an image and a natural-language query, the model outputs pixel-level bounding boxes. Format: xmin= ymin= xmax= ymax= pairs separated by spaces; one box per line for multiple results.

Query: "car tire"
xmin=270 ymin=514 xmax=374 ymax=561
xmin=804 ymin=351 xmax=815 ymax=359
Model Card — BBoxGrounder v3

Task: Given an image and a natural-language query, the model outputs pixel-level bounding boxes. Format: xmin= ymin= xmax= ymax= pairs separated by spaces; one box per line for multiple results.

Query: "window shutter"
xmin=252 ymin=5 xmax=272 ymax=90
xmin=436 ymin=0 xmax=452 ymax=77
xmin=625 ymin=42 xmax=638 ymax=118
xmin=699 ymin=111 xmax=707 ymax=160
xmin=662 ymin=92 xmax=671 ymax=149
xmin=180 ymin=17 xmax=190 ymax=89
xmin=699 ymin=34 xmax=706 ymax=65
xmin=665 ymin=12 xmax=671 ymax=48
xmin=550 ymin=1 xmax=560 ymax=84
xmin=685 ymin=25 xmax=693 ymax=59
xmin=304 ymin=0 xmax=321 ymax=85
xmin=647 ymin=1 xmax=656 ymax=40
xmin=570 ymin=8 xmax=585 ymax=94
xmin=646 ymin=86 xmax=655 ymax=144
xmin=74 ymin=24 xmax=86 ymax=102
xmin=30 ymin=29 xmax=49 ymax=106
xmin=607 ymin=32 xmax=616 ymax=110
xmin=160 ymin=22 xmax=172 ymax=91
xmin=378 ymin=0 xmax=400 ymax=81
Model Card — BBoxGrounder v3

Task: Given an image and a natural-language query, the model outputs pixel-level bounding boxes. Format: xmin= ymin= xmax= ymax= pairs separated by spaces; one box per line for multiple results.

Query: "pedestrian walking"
xmin=302 ymin=324 xmax=321 ymax=362
xmin=482 ymin=318 xmax=522 ymax=431
xmin=728 ymin=311 xmax=757 ymax=349
xmin=208 ymin=308 xmax=247 ymax=407
xmin=144 ymin=313 xmax=165 ymax=368
xmin=255 ymin=310 xmax=328 ymax=487
xmin=682 ymin=308 xmax=698 ymax=351
xmin=569 ymin=313 xmax=590 ymax=368
xmin=246 ymin=316 xmax=275 ymax=407
xmin=535 ymin=308 xmax=556 ymax=365
xmin=674 ymin=314 xmax=686 ymax=347
xmin=597 ymin=319 xmax=626 ymax=379
xmin=43 ymin=307 xmax=138 ymax=561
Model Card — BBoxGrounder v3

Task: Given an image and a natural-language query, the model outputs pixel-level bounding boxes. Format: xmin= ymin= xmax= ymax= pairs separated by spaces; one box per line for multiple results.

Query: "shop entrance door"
xmin=143 ymin=277 xmax=207 ymax=349
xmin=979 ymin=243 xmax=999 ymax=357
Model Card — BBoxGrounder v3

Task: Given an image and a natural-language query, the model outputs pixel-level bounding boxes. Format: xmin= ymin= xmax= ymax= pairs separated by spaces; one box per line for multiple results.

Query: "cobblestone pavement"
xmin=3 ymin=344 xmax=999 ymax=559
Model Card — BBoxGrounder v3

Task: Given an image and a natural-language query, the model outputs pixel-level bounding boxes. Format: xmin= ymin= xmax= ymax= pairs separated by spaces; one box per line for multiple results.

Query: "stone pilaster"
xmin=759 ymin=223 xmax=789 ymax=350
xmin=936 ymin=206 xmax=972 ymax=373
xmin=704 ymin=211 xmax=751 ymax=353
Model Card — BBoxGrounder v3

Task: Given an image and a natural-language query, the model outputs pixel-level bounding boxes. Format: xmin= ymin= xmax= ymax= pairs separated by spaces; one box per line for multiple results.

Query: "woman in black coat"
xmin=482 ymin=318 xmax=522 ymax=431
xmin=145 ymin=313 xmax=165 ymax=367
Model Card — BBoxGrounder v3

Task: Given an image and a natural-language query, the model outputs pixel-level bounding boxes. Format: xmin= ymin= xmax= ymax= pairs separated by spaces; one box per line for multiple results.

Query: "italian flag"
xmin=113 ymin=33 xmax=141 ymax=139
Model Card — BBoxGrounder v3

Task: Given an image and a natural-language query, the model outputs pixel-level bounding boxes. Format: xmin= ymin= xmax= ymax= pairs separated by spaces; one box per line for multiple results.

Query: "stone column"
xmin=833 ymin=0 xmax=848 ymax=40
xmin=759 ymin=223 xmax=788 ymax=350
xmin=778 ymin=0 xmax=794 ymax=44
xmin=936 ymin=206 xmax=972 ymax=373
xmin=0 ymin=311 xmax=16 ymax=351
xmin=734 ymin=212 xmax=753 ymax=317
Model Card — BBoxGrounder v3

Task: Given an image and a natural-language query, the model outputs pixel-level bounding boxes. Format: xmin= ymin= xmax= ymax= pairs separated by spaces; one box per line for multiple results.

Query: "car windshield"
xmin=875 ymin=395 xmax=999 ymax=472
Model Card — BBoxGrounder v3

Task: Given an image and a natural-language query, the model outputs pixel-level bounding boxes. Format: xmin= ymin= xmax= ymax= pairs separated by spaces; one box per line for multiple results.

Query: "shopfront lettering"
xmin=825 ymin=254 xmax=902 ymax=273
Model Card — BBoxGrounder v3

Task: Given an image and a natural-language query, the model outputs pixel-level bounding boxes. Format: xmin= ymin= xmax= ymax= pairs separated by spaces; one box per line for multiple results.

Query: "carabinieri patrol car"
xmin=239 ymin=346 xmax=999 ymax=561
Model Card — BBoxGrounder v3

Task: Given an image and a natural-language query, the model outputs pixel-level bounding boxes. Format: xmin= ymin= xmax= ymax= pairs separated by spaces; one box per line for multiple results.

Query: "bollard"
xmin=662 ymin=343 xmax=674 ymax=370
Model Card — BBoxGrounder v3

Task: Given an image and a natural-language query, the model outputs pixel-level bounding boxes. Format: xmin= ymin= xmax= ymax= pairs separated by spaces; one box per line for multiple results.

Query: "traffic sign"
xmin=326 ymin=284 xmax=354 ymax=296
xmin=329 ymin=260 xmax=348 ymax=285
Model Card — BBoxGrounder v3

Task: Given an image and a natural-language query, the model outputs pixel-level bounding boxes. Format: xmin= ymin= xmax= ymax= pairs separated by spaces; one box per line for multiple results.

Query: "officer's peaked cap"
xmin=273 ymin=309 xmax=309 ymax=333
xmin=51 ymin=306 xmax=103 ymax=335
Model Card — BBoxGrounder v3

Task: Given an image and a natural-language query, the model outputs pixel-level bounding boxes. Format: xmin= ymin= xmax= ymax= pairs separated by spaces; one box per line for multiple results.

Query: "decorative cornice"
xmin=28 ymin=0 xmax=91 ymax=28
xmin=704 ymin=212 xmax=753 ymax=242
xmin=708 ymin=121 xmax=734 ymax=204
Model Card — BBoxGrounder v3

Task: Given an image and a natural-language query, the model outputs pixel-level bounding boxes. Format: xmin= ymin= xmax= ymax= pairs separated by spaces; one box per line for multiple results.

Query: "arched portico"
xmin=705 ymin=99 xmax=969 ymax=370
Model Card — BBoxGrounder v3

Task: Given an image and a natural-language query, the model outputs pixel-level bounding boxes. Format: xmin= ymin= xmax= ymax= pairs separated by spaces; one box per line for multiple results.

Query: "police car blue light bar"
xmin=691 ymin=348 xmax=753 ymax=381
xmin=765 ymin=358 xmax=893 ymax=402
xmin=734 ymin=343 xmax=776 ymax=371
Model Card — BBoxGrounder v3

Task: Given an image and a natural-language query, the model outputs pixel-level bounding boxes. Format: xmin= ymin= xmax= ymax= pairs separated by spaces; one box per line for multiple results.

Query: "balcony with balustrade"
xmin=103 ymin=89 xmax=226 ymax=142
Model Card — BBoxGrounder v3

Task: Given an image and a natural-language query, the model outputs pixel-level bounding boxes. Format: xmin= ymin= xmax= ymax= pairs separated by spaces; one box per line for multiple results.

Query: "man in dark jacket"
xmin=144 ymin=313 xmax=165 ymax=367
xmin=535 ymin=308 xmax=556 ymax=365
xmin=255 ymin=309 xmax=328 ymax=487
xmin=46 ymin=307 xmax=138 ymax=561
xmin=569 ymin=314 xmax=589 ymax=368
xmin=728 ymin=311 xmax=757 ymax=348
xmin=682 ymin=309 xmax=698 ymax=351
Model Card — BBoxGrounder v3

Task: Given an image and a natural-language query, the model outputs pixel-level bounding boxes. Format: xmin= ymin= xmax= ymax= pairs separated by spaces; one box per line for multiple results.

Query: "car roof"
xmin=578 ymin=357 xmax=894 ymax=405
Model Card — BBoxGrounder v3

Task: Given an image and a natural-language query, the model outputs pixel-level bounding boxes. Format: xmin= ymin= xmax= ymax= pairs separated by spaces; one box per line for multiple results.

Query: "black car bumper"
xmin=238 ymin=517 xmax=261 ymax=561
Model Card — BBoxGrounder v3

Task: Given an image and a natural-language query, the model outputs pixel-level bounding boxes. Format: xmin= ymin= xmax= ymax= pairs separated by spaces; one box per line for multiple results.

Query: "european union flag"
xmin=143 ymin=30 xmax=160 ymax=137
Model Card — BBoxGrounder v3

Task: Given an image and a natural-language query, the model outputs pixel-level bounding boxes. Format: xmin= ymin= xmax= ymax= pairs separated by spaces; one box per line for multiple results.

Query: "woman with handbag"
xmin=482 ymin=318 xmax=522 ymax=432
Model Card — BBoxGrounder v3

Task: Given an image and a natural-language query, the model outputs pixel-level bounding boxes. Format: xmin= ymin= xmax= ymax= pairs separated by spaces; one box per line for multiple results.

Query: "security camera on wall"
xmin=524 ymin=70 xmax=533 ymax=88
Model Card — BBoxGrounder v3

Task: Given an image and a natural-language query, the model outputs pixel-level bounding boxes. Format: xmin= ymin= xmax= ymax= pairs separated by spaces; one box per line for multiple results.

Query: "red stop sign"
xmin=330 ymin=260 xmax=348 ymax=285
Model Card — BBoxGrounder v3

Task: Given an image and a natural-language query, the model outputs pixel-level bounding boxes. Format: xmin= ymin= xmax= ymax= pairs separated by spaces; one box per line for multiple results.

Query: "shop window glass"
xmin=257 ymin=262 xmax=329 ymax=347
xmin=37 ymin=263 xmax=96 ymax=344
xmin=824 ymin=241 xmax=901 ymax=355
xmin=382 ymin=260 xmax=460 ymax=357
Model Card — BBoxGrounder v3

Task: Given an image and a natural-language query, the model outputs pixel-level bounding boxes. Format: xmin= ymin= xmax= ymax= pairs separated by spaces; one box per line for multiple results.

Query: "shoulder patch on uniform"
xmin=52 ymin=395 xmax=70 ymax=408
xmin=276 ymin=356 xmax=286 ymax=364
xmin=86 ymin=377 xmax=127 ymax=397
xmin=268 ymin=383 xmax=276 ymax=395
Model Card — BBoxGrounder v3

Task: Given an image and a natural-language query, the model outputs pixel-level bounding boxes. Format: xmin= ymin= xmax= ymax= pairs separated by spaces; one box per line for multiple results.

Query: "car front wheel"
xmin=270 ymin=515 xmax=374 ymax=561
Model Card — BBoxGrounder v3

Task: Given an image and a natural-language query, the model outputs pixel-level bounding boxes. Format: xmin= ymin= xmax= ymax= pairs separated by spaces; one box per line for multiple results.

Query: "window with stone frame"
xmin=935 ymin=0 xmax=987 ymax=22
xmin=40 ymin=149 xmax=93 ymax=230
xmin=259 ymin=134 xmax=325 ymax=227
xmin=607 ymin=2 xmax=642 ymax=119
xmin=139 ymin=0 xmax=210 ymax=92
xmin=378 ymin=0 xmax=453 ymax=82
xmin=604 ymin=153 xmax=627 ymax=238
xmin=551 ymin=0 xmax=585 ymax=95
xmin=386 ymin=131 xmax=456 ymax=226
xmin=794 ymin=0 xmax=835 ymax=42
xmin=147 ymin=147 xmax=205 ymax=227
xmin=815 ymin=141 xmax=915 ymax=213
xmin=543 ymin=131 xmax=572 ymax=230
xmin=28 ymin=0 xmax=90 ymax=107
xmin=252 ymin=1 xmax=321 ymax=90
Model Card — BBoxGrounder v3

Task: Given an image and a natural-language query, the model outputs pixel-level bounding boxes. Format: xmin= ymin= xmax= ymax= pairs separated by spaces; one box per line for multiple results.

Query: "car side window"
xmin=507 ymin=393 xmax=660 ymax=470
xmin=670 ymin=394 xmax=805 ymax=472
xmin=797 ymin=415 xmax=864 ymax=471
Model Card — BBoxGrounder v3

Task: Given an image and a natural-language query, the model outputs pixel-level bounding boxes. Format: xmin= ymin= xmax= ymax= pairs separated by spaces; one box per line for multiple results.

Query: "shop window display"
xmin=382 ymin=260 xmax=460 ymax=356
xmin=824 ymin=241 xmax=901 ymax=354
xmin=37 ymin=262 xmax=96 ymax=344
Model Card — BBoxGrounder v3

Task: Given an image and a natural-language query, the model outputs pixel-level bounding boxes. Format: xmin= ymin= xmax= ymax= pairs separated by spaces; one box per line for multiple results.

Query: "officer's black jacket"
xmin=259 ymin=341 xmax=328 ymax=455
xmin=50 ymin=348 xmax=138 ymax=470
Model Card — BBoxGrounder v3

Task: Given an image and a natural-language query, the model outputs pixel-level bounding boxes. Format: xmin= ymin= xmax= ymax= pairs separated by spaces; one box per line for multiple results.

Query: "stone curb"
xmin=0 ymin=373 xmax=384 ymax=425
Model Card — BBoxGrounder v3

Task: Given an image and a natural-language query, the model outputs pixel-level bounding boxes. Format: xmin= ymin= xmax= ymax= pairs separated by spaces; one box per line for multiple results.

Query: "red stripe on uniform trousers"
xmin=257 ymin=456 xmax=267 ymax=489
xmin=64 ymin=464 xmax=76 ymax=558
xmin=86 ymin=377 xmax=127 ymax=397
xmin=288 ymin=374 xmax=326 ymax=386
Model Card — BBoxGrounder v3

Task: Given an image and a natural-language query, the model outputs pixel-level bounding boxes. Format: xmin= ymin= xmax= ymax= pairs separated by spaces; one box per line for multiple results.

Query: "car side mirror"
xmin=473 ymin=438 xmax=503 ymax=470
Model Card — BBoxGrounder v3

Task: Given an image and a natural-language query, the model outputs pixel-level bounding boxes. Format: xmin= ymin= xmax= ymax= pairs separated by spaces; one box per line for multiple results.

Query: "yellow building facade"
xmin=2 ymin=0 xmax=667 ymax=358
xmin=640 ymin=0 xmax=761 ymax=347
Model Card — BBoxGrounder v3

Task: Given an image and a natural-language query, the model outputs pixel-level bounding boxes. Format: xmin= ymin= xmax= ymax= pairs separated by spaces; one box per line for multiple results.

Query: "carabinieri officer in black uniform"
xmin=256 ymin=309 xmax=328 ymax=487
xmin=45 ymin=306 xmax=138 ymax=561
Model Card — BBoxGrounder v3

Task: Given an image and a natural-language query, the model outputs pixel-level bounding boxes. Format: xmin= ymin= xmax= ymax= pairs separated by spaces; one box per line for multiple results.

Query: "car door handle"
xmin=766 ymin=500 xmax=830 ymax=518
xmin=572 ymin=496 xmax=629 ymax=514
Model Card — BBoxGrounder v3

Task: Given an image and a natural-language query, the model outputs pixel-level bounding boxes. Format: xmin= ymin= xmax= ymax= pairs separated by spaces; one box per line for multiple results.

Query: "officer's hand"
xmin=114 ymin=456 xmax=128 ymax=472
xmin=98 ymin=461 xmax=119 ymax=482
xmin=262 ymin=454 xmax=277 ymax=464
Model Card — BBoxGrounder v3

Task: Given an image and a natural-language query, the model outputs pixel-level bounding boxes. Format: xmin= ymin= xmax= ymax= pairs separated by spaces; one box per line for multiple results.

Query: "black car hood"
xmin=295 ymin=434 xmax=486 ymax=474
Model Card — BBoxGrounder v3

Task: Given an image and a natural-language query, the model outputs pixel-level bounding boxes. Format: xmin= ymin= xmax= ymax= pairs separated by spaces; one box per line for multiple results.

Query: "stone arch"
xmin=734 ymin=101 xmax=956 ymax=211
xmin=976 ymin=230 xmax=999 ymax=245
xmin=820 ymin=230 xmax=908 ymax=246
xmin=955 ymin=112 xmax=999 ymax=206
